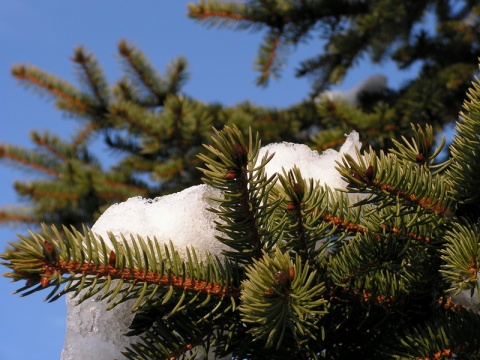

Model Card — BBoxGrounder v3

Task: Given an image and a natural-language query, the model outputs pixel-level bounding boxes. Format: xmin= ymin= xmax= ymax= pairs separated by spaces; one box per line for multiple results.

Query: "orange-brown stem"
xmin=25 ymin=190 xmax=78 ymax=200
xmin=313 ymin=137 xmax=346 ymax=152
xmin=313 ymin=208 xmax=431 ymax=244
xmin=72 ymin=123 xmax=97 ymax=148
xmin=262 ymin=33 xmax=281 ymax=78
xmin=197 ymin=10 xmax=249 ymax=21
xmin=380 ymin=224 xmax=431 ymax=243
xmin=102 ymin=179 xmax=148 ymax=196
xmin=0 ymin=211 xmax=38 ymax=224
xmin=0 ymin=146 xmax=59 ymax=176
xmin=13 ymin=67 xmax=89 ymax=112
xmin=322 ymin=213 xmax=368 ymax=234
xmin=33 ymin=137 xmax=66 ymax=162
xmin=373 ymin=180 xmax=451 ymax=216
xmin=329 ymin=286 xmax=395 ymax=309
xmin=39 ymin=259 xmax=240 ymax=298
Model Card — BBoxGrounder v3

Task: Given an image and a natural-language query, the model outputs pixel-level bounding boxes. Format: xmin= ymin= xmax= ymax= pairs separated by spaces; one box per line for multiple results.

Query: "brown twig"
xmin=39 ymin=259 xmax=240 ymax=298
xmin=13 ymin=66 xmax=89 ymax=112
xmin=0 ymin=146 xmax=59 ymax=176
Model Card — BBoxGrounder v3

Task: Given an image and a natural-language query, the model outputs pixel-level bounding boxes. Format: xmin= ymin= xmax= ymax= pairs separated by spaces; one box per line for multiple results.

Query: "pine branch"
xmin=101 ymin=178 xmax=149 ymax=197
xmin=24 ymin=177 xmax=145 ymax=203
xmin=11 ymin=65 xmax=91 ymax=114
xmin=71 ymin=46 xmax=110 ymax=110
xmin=390 ymin=123 xmax=450 ymax=173
xmin=0 ymin=144 xmax=60 ymax=176
xmin=337 ymin=147 xmax=454 ymax=218
xmin=188 ymin=1 xmax=263 ymax=30
xmin=110 ymin=101 xmax=164 ymax=138
xmin=164 ymin=57 xmax=190 ymax=95
xmin=298 ymin=23 xmax=375 ymax=95
xmin=311 ymin=132 xmax=347 ymax=152
xmin=380 ymin=308 xmax=480 ymax=358
xmin=378 ymin=216 xmax=433 ymax=244
xmin=71 ymin=122 xmax=97 ymax=148
xmin=30 ymin=131 xmax=68 ymax=162
xmin=105 ymin=133 xmax=143 ymax=155
xmin=0 ymin=207 xmax=38 ymax=226
xmin=276 ymin=166 xmax=368 ymax=263
xmin=118 ymin=40 xmax=167 ymax=106
xmin=1 ymin=223 xmax=244 ymax=359
xmin=113 ymin=77 xmax=148 ymax=105
xmin=124 ymin=300 xmax=238 ymax=359
xmin=5 ymin=115 xmax=480 ymax=357
xmin=240 ymin=248 xmax=327 ymax=350
xmin=311 ymin=99 xmax=400 ymax=151
xmin=276 ymin=166 xmax=436 ymax=278
xmin=447 ymin=73 xmax=480 ymax=204
xmin=441 ymin=219 xmax=480 ymax=293
xmin=1 ymin=225 xmax=239 ymax=307
xmin=198 ymin=125 xmax=281 ymax=263
xmin=14 ymin=183 xmax=79 ymax=201
xmin=328 ymin=231 xmax=435 ymax=303
xmin=254 ymin=29 xmax=285 ymax=86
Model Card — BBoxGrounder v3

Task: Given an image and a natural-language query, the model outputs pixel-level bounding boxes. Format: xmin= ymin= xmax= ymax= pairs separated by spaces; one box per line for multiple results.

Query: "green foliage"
xmin=276 ymin=166 xmax=339 ymax=262
xmin=448 ymin=76 xmax=480 ymax=205
xmin=3 ymin=1 xmax=480 ymax=359
xmin=198 ymin=126 xmax=281 ymax=263
xmin=5 ymin=86 xmax=480 ymax=358
xmin=188 ymin=0 xmax=480 ymax=160
xmin=441 ymin=220 xmax=480 ymax=294
xmin=390 ymin=123 xmax=450 ymax=173
xmin=1 ymin=224 xmax=237 ymax=310
xmin=338 ymin=145 xmax=453 ymax=219
xmin=189 ymin=0 xmax=479 ymax=102
xmin=240 ymin=249 xmax=327 ymax=350
xmin=1 ymin=223 xmax=240 ymax=359
xmin=381 ymin=309 xmax=480 ymax=359
xmin=4 ymin=40 xmax=415 ymax=233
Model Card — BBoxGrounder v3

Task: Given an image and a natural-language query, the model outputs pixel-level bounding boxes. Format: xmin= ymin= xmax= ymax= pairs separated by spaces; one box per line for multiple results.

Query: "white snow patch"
xmin=318 ymin=74 xmax=387 ymax=106
xmin=259 ymin=130 xmax=360 ymax=189
xmin=61 ymin=132 xmax=362 ymax=359
xmin=91 ymin=184 xmax=228 ymax=259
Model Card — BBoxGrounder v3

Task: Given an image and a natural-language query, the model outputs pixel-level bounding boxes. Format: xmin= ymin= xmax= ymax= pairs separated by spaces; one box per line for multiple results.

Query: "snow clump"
xmin=61 ymin=131 xmax=361 ymax=360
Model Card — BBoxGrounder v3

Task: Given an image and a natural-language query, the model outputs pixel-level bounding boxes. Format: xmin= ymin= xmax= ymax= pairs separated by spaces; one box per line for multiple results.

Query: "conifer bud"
xmin=292 ymin=182 xmax=304 ymax=200
xmin=41 ymin=269 xmax=54 ymax=288
xmin=108 ymin=251 xmax=116 ymax=267
xmin=226 ymin=169 xmax=237 ymax=180
xmin=365 ymin=165 xmax=375 ymax=182
xmin=274 ymin=271 xmax=291 ymax=290
xmin=43 ymin=240 xmax=56 ymax=263
xmin=232 ymin=143 xmax=248 ymax=166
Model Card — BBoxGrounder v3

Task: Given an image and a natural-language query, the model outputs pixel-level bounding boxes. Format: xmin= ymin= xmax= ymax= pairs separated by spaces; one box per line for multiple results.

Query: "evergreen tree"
xmin=190 ymin=0 xmax=479 ymax=138
xmin=2 ymin=1 xmax=480 ymax=359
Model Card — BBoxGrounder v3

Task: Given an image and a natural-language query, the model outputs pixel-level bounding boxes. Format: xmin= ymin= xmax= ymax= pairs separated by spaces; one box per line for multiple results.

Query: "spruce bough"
xmin=3 ymin=71 xmax=480 ymax=358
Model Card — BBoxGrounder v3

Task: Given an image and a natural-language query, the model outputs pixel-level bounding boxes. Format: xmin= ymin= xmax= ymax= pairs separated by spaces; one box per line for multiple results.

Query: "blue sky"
xmin=0 ymin=2 xmax=424 ymax=359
